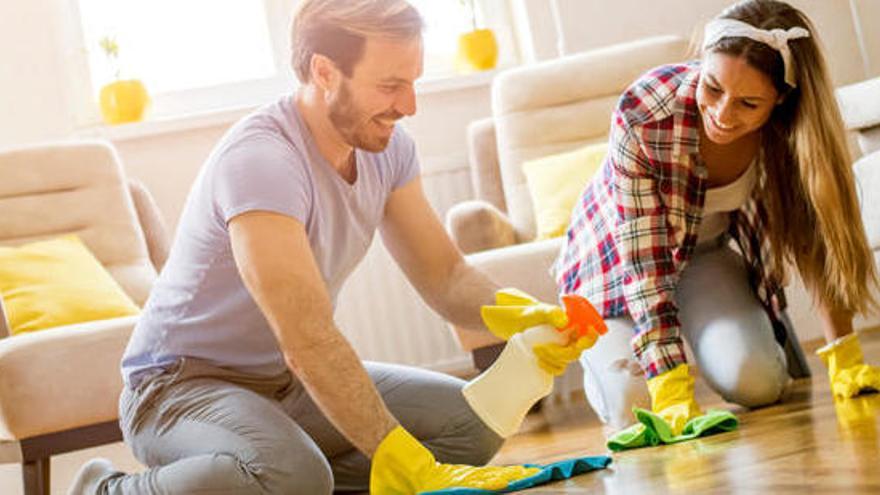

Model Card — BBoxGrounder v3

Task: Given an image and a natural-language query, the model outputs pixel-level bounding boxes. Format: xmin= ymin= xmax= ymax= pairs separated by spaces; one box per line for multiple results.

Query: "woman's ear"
xmin=776 ymin=91 xmax=788 ymax=106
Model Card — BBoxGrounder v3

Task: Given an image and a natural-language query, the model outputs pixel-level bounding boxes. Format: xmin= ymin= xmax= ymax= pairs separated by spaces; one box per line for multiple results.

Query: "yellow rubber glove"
xmin=646 ymin=364 xmax=703 ymax=436
xmin=816 ymin=333 xmax=880 ymax=399
xmin=532 ymin=334 xmax=598 ymax=376
xmin=480 ymin=288 xmax=568 ymax=341
xmin=370 ymin=425 xmax=540 ymax=494
xmin=482 ymin=290 xmax=606 ymax=376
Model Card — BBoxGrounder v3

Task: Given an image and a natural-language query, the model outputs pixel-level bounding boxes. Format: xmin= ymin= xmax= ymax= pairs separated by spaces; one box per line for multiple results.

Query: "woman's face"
xmin=696 ymin=51 xmax=780 ymax=145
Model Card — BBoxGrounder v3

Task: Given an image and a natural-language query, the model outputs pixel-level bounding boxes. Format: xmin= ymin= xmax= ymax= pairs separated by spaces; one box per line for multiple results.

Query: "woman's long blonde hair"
xmin=707 ymin=0 xmax=877 ymax=314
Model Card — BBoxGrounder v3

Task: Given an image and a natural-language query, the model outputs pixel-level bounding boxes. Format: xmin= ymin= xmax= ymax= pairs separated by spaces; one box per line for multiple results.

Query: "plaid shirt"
xmin=553 ymin=63 xmax=787 ymax=379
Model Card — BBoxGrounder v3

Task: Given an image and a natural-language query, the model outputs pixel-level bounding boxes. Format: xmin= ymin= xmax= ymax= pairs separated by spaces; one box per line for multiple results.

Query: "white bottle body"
xmin=462 ymin=324 xmax=567 ymax=438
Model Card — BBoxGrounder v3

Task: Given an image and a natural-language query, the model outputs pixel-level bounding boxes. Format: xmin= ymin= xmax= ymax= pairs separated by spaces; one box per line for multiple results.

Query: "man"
xmin=69 ymin=1 xmax=583 ymax=493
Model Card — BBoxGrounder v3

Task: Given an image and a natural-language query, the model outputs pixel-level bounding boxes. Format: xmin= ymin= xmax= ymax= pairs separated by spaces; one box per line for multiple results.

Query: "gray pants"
xmin=579 ymin=242 xmax=790 ymax=430
xmin=106 ymin=359 xmax=503 ymax=494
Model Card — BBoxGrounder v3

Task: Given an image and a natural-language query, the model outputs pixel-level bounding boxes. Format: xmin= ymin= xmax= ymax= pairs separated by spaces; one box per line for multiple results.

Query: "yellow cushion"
xmin=0 ymin=235 xmax=139 ymax=335
xmin=522 ymin=142 xmax=608 ymax=240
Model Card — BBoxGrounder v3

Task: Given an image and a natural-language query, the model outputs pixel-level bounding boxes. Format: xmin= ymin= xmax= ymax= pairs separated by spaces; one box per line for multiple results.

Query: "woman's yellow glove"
xmin=817 ymin=333 xmax=880 ymax=398
xmin=370 ymin=426 xmax=540 ymax=494
xmin=646 ymin=364 xmax=703 ymax=436
xmin=480 ymin=288 xmax=568 ymax=341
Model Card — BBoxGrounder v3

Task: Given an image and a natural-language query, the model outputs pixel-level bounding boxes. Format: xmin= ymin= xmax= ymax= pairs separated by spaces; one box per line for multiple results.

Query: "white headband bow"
xmin=703 ymin=18 xmax=810 ymax=87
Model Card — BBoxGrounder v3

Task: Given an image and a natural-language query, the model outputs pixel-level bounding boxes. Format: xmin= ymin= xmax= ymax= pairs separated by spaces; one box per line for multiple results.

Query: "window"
xmin=410 ymin=0 xmax=519 ymax=77
xmin=71 ymin=0 xmax=294 ymax=124
xmin=78 ymin=0 xmax=277 ymax=95
xmin=70 ymin=0 xmax=517 ymax=125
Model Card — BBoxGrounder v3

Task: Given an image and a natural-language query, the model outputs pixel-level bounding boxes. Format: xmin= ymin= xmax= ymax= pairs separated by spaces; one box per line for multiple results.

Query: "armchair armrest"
xmin=128 ymin=178 xmax=171 ymax=272
xmin=445 ymin=200 xmax=517 ymax=254
xmin=837 ymin=78 xmax=880 ymax=155
xmin=467 ymin=118 xmax=506 ymax=211
xmin=855 ymin=150 xmax=880 ymax=250
xmin=0 ymin=316 xmax=137 ymax=440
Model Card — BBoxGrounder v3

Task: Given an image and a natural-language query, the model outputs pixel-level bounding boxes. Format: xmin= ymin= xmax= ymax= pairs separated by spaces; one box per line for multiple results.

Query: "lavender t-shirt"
xmin=121 ymin=95 xmax=419 ymax=387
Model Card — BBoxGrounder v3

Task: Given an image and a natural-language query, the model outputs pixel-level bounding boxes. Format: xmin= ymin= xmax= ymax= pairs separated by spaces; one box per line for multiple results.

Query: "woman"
xmin=553 ymin=0 xmax=880 ymax=435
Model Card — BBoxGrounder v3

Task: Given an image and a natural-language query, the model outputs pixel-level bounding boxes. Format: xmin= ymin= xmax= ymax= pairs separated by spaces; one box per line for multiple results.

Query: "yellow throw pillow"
xmin=0 ymin=235 xmax=139 ymax=335
xmin=522 ymin=142 xmax=608 ymax=240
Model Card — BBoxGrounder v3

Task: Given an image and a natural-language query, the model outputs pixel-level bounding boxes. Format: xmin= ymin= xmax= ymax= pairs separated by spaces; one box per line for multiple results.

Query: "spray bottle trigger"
xmin=560 ymin=294 xmax=608 ymax=339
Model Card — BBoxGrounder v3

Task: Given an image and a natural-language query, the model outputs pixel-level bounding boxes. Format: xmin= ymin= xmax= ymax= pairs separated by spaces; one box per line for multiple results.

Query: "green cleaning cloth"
xmin=419 ymin=455 xmax=612 ymax=494
xmin=607 ymin=408 xmax=739 ymax=452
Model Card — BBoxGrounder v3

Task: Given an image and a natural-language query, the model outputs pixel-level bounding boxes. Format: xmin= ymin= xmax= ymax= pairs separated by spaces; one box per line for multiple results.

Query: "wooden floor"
xmin=493 ymin=328 xmax=880 ymax=494
xmin=1 ymin=331 xmax=878 ymax=494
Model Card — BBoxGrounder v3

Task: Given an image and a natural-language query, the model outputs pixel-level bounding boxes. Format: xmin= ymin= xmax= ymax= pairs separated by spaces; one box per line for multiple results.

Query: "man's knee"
xmin=247 ymin=444 xmax=334 ymax=494
xmin=462 ymin=415 xmax=505 ymax=465
xmin=429 ymin=384 xmax=504 ymax=465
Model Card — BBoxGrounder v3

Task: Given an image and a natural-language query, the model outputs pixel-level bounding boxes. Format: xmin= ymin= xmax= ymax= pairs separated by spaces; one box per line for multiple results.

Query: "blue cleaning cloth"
xmin=419 ymin=456 xmax=612 ymax=495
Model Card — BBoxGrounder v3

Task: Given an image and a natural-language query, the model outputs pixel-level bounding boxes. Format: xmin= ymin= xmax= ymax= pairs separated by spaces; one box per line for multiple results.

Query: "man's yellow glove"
xmin=532 ymin=335 xmax=598 ymax=376
xmin=816 ymin=333 xmax=880 ymax=399
xmin=480 ymin=288 xmax=568 ymax=341
xmin=370 ymin=425 xmax=540 ymax=494
xmin=646 ymin=364 xmax=703 ymax=436
xmin=481 ymin=289 xmax=606 ymax=376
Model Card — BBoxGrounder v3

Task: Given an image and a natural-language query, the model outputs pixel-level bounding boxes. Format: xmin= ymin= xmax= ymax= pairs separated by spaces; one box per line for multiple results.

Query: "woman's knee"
xmin=702 ymin=349 xmax=788 ymax=407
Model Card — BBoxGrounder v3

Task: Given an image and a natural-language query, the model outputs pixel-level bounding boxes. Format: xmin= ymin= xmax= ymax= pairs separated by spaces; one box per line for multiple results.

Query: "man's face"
xmin=327 ymin=35 xmax=423 ymax=152
xmin=696 ymin=51 xmax=780 ymax=145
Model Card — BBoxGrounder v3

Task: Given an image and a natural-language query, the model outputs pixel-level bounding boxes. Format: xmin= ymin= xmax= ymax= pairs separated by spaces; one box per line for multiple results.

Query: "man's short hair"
xmin=291 ymin=0 xmax=424 ymax=83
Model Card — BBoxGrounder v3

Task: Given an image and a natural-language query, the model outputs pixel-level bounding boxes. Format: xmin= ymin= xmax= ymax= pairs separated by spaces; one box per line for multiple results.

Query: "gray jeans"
xmin=106 ymin=359 xmax=503 ymax=494
xmin=579 ymin=241 xmax=790 ymax=430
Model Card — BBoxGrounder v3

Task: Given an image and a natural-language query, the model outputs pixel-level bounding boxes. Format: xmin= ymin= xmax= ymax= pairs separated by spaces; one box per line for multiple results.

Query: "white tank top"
xmin=697 ymin=161 xmax=757 ymax=244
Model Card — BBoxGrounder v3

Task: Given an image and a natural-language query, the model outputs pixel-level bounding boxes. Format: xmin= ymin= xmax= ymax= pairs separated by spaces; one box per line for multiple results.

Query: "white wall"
xmin=518 ymin=0 xmax=879 ymax=85
xmin=0 ymin=0 xmax=77 ymax=146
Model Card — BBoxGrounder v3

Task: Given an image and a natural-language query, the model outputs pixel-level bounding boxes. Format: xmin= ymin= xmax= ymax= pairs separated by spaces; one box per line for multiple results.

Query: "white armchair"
xmin=0 ymin=141 xmax=168 ymax=495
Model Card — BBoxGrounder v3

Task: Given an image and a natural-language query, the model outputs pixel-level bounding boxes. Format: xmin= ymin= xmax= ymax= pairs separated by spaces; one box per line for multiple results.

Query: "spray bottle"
xmin=462 ymin=294 xmax=607 ymax=438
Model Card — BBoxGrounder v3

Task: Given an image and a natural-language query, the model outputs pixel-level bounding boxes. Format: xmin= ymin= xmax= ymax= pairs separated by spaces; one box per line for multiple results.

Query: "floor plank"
xmin=493 ymin=329 xmax=880 ymax=494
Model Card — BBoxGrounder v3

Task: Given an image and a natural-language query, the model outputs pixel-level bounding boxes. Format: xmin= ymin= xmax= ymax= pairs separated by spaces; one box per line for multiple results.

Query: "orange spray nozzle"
xmin=560 ymin=294 xmax=607 ymax=338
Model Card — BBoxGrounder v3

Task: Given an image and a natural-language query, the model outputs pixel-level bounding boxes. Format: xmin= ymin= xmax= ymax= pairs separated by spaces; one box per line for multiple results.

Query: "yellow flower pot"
xmin=99 ymin=79 xmax=150 ymax=125
xmin=457 ymin=28 xmax=498 ymax=72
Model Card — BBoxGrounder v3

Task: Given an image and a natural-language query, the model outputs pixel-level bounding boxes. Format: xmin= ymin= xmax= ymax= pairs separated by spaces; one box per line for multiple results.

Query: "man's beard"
xmin=328 ymin=82 xmax=401 ymax=152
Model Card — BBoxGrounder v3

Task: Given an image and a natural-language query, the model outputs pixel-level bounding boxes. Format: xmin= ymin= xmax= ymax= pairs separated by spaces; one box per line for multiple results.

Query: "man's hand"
xmin=371 ymin=426 xmax=539 ymax=494
xmin=482 ymin=289 xmax=605 ymax=375
xmin=532 ymin=336 xmax=598 ymax=376
xmin=480 ymin=288 xmax=568 ymax=341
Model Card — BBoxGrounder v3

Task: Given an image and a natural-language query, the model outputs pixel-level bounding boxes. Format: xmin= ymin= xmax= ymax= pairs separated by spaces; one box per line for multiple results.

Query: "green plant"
xmin=98 ymin=35 xmax=121 ymax=80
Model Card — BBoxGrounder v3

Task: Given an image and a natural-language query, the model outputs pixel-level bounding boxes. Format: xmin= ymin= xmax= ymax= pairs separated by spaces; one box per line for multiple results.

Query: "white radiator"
xmin=334 ymin=160 xmax=475 ymax=374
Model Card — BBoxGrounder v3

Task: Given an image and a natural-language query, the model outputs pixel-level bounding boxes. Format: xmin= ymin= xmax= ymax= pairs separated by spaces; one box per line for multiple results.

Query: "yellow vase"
xmin=99 ymin=79 xmax=150 ymax=125
xmin=457 ymin=29 xmax=498 ymax=72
